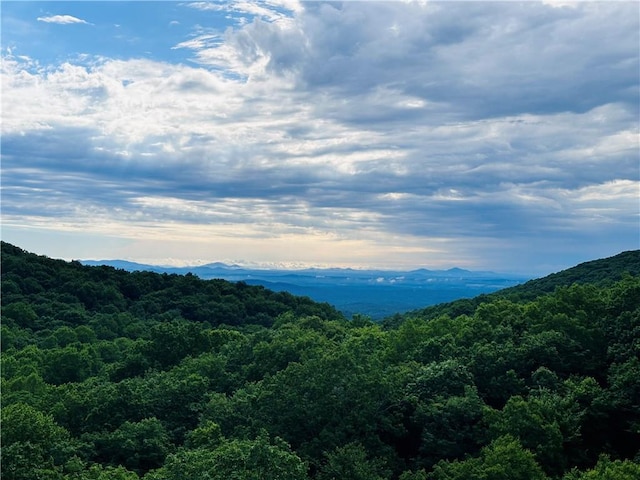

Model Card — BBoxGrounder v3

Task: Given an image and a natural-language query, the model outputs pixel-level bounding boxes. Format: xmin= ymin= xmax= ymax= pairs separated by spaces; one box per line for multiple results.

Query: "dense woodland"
xmin=2 ymin=241 xmax=639 ymax=479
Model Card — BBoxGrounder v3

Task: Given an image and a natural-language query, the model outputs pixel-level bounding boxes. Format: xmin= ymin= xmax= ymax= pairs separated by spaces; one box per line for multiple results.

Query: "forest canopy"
xmin=1 ymin=242 xmax=639 ymax=479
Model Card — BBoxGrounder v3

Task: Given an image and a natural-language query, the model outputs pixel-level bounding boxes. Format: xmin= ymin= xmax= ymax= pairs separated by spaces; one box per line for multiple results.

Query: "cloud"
xmin=184 ymin=0 xmax=300 ymax=22
xmin=3 ymin=1 xmax=639 ymax=272
xmin=37 ymin=14 xmax=91 ymax=25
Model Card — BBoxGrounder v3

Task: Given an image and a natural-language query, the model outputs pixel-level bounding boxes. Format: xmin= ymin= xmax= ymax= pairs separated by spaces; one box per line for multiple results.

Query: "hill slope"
xmin=500 ymin=249 xmax=640 ymax=298
xmin=392 ymin=249 xmax=640 ymax=323
xmin=2 ymin=243 xmax=639 ymax=480
xmin=1 ymin=241 xmax=342 ymax=333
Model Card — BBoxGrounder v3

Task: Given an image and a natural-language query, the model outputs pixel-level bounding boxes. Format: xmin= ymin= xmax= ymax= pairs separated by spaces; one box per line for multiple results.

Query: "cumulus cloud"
xmin=37 ymin=14 xmax=91 ymax=25
xmin=2 ymin=1 xmax=639 ymax=272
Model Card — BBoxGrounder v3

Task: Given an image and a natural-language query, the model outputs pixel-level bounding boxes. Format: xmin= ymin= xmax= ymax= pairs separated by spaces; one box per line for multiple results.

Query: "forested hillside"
xmin=391 ymin=249 xmax=640 ymax=325
xmin=2 ymin=242 xmax=639 ymax=479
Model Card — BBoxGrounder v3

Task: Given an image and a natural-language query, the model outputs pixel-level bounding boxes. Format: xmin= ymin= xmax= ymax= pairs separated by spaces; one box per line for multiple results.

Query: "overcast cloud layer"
xmin=1 ymin=1 xmax=639 ymax=274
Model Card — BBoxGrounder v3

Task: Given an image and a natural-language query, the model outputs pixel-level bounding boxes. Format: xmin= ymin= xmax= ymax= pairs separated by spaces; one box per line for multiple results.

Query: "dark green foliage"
xmin=562 ymin=456 xmax=640 ymax=480
xmin=0 ymin=241 xmax=342 ymax=337
xmin=505 ymin=250 xmax=640 ymax=298
xmin=1 ymin=242 xmax=639 ymax=479
xmin=400 ymin=249 xmax=640 ymax=324
xmin=145 ymin=432 xmax=307 ymax=480
xmin=1 ymin=402 xmax=76 ymax=479
xmin=429 ymin=435 xmax=549 ymax=480
xmin=87 ymin=418 xmax=171 ymax=474
xmin=317 ymin=442 xmax=389 ymax=480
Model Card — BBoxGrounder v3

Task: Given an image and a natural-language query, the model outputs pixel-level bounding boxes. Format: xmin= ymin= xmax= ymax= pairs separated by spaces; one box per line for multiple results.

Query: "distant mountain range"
xmin=81 ymin=259 xmax=530 ymax=319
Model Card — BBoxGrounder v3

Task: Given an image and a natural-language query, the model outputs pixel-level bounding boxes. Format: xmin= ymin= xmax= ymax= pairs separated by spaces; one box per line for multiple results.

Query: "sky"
xmin=1 ymin=0 xmax=639 ymax=275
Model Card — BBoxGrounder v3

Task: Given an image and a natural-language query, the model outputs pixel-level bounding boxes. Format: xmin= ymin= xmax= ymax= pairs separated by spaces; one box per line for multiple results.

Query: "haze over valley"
xmin=82 ymin=259 xmax=530 ymax=318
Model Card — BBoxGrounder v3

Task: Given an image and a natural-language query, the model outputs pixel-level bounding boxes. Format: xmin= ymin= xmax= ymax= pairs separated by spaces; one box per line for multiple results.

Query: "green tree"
xmin=486 ymin=391 xmax=582 ymax=476
xmin=184 ymin=420 xmax=223 ymax=449
xmin=562 ymin=456 xmax=640 ymax=480
xmin=430 ymin=435 xmax=548 ymax=480
xmin=146 ymin=433 xmax=307 ymax=480
xmin=317 ymin=442 xmax=388 ymax=480
xmin=414 ymin=386 xmax=485 ymax=469
xmin=1 ymin=403 xmax=75 ymax=480
xmin=42 ymin=345 xmax=100 ymax=384
xmin=62 ymin=458 xmax=140 ymax=480
xmin=90 ymin=418 xmax=171 ymax=474
xmin=2 ymin=302 xmax=38 ymax=329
